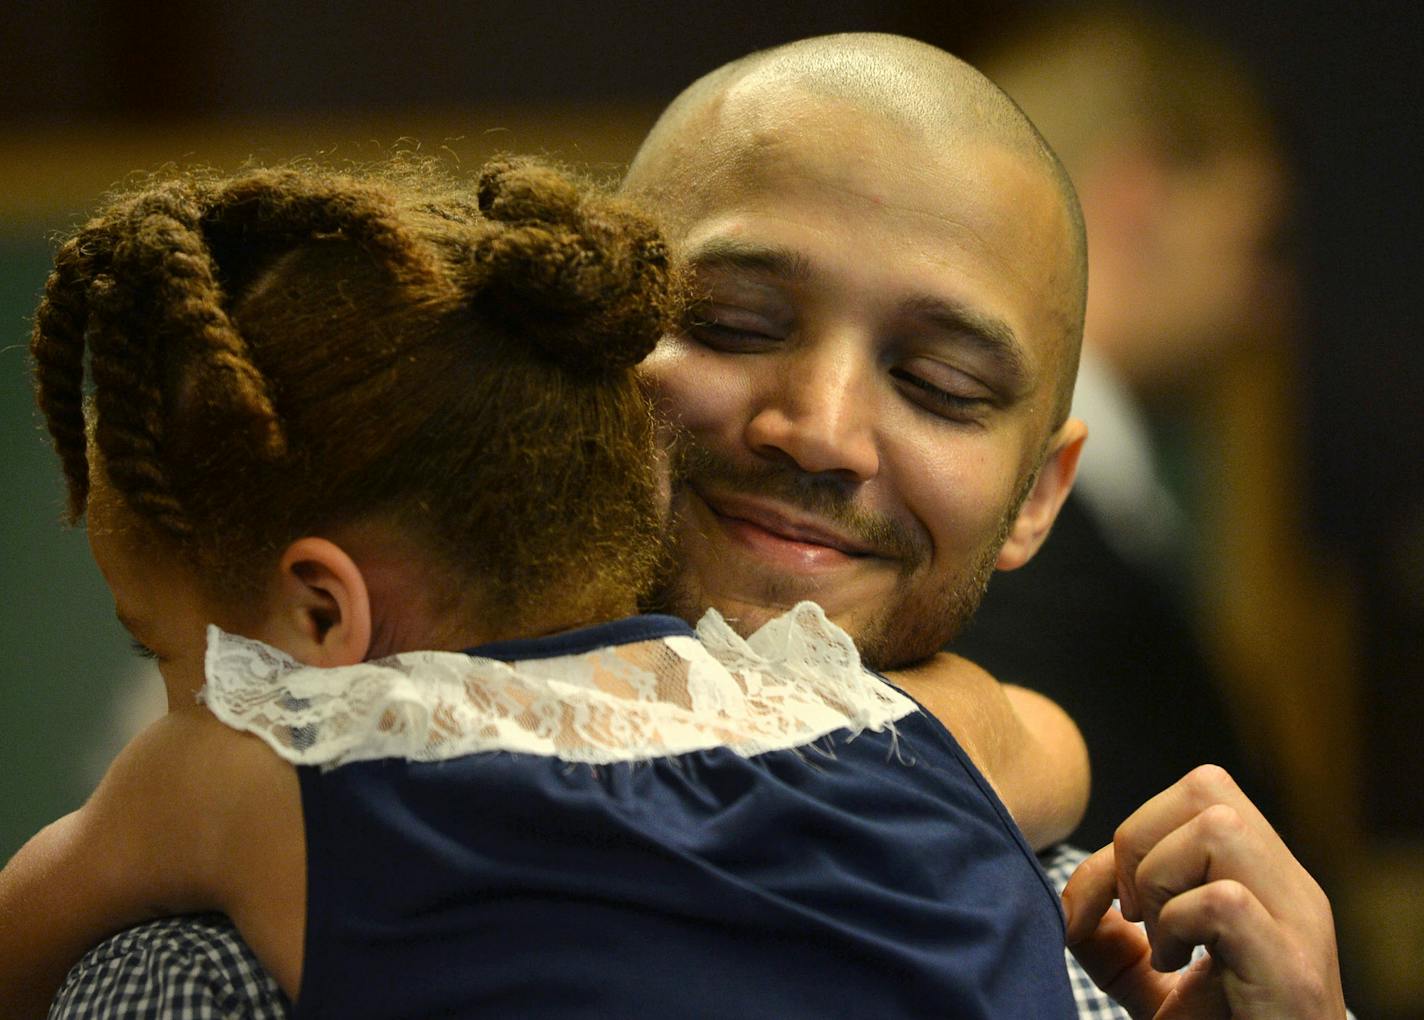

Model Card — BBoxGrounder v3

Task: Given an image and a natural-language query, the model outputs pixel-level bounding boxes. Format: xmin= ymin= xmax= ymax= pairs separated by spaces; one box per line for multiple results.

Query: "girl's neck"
xmin=306 ymin=523 xmax=643 ymax=658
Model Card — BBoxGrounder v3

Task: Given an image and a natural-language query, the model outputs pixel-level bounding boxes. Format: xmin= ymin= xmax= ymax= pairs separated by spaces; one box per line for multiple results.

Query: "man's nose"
xmin=744 ymin=342 xmax=880 ymax=481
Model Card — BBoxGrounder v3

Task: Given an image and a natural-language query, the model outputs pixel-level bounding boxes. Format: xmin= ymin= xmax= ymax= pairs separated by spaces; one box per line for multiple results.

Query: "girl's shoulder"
xmin=0 ymin=705 xmax=303 ymax=1012
xmin=84 ymin=705 xmax=301 ymax=910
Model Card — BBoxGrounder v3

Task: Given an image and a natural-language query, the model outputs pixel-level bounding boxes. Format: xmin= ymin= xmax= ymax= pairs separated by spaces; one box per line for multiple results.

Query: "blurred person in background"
xmin=952 ymin=2 xmax=1314 ymax=850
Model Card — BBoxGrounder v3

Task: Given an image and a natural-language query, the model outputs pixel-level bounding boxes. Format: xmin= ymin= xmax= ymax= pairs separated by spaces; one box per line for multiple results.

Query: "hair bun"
xmin=470 ymin=158 xmax=675 ymax=373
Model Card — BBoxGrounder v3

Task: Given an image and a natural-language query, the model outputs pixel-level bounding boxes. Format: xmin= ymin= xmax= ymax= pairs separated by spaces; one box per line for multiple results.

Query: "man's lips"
xmin=694 ymin=489 xmax=878 ymax=569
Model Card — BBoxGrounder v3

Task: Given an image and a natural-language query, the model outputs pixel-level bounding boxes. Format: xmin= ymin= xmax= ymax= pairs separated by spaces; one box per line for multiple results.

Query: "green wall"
xmin=0 ymin=238 xmax=139 ymax=859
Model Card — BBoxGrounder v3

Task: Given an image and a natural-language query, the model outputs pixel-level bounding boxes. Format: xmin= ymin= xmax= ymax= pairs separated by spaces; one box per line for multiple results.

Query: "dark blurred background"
xmin=1 ymin=2 xmax=1419 ymax=1015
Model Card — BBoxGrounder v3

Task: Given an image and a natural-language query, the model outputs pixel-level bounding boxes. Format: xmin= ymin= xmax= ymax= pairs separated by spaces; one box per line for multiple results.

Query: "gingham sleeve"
xmin=48 ymin=915 xmax=289 ymax=1020
xmin=1040 ymin=844 xmax=1134 ymax=1020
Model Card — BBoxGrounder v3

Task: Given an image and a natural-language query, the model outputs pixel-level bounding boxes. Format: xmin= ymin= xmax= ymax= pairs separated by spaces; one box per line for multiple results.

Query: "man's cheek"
xmin=660 ymin=353 xmax=753 ymax=429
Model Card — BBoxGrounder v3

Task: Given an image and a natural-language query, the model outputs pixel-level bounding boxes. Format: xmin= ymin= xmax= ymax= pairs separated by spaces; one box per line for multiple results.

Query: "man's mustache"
xmin=667 ymin=437 xmax=925 ymax=567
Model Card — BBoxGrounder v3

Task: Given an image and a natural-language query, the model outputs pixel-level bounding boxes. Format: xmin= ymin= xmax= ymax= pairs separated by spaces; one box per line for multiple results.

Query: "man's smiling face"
xmin=641 ymin=91 xmax=1085 ymax=667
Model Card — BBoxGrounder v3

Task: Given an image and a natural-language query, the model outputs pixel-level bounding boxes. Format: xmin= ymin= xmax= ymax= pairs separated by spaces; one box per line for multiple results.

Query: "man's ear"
xmin=996 ymin=418 xmax=1088 ymax=571
xmin=265 ymin=537 xmax=372 ymax=667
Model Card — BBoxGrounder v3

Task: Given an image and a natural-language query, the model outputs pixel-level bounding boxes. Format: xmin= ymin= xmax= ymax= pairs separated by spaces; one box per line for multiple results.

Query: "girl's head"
xmin=32 ymin=157 xmax=678 ymax=697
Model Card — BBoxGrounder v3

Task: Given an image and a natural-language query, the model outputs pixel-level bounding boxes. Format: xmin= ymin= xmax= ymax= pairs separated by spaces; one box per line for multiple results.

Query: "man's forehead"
xmin=679 ymin=108 xmax=1069 ymax=299
xmin=701 ymin=84 xmax=934 ymax=177
xmin=678 ymin=88 xmax=1058 ymax=238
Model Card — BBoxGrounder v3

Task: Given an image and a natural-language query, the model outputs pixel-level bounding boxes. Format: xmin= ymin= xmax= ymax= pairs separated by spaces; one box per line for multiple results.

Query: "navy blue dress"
xmin=285 ymin=614 xmax=1074 ymax=1018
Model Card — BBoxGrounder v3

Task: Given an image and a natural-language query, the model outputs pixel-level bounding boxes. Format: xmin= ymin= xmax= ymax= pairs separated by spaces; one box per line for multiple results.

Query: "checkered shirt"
xmin=49 ymin=914 xmax=287 ymax=1020
xmin=1041 ymin=843 xmax=1134 ymax=1020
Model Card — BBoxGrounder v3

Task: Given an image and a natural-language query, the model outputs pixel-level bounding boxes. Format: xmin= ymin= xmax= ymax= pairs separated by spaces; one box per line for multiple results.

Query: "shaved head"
xmin=630 ymin=35 xmax=1092 ymax=661
xmin=624 ymin=32 xmax=1086 ymax=423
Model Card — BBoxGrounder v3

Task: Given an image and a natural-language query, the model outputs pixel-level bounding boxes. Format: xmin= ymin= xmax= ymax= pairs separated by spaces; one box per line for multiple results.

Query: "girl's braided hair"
xmin=31 ymin=156 xmax=678 ymax=630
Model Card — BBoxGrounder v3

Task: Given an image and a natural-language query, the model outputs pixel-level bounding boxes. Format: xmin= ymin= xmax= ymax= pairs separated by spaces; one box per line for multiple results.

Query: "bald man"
xmin=51 ymin=33 xmax=1347 ymax=1020
xmin=627 ymin=36 xmax=1088 ymax=667
xmin=627 ymin=34 xmax=1344 ymax=1020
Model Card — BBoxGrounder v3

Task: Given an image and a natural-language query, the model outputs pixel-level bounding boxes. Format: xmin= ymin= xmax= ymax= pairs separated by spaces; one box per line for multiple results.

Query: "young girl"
xmin=2 ymin=158 xmax=1083 ymax=1018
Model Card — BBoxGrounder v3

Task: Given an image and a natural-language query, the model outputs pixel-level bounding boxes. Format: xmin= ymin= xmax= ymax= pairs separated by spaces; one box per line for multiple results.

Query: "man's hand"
xmin=1061 ymin=765 xmax=1347 ymax=1019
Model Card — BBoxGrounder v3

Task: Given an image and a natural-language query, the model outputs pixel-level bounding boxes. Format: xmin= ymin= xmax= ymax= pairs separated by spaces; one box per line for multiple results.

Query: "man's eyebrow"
xmin=684 ymin=239 xmax=1036 ymax=385
xmin=683 ymin=239 xmax=812 ymax=282
xmin=901 ymin=294 xmax=1033 ymax=385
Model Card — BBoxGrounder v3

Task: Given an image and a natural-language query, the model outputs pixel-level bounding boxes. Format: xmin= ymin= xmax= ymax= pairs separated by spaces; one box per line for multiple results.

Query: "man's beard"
xmin=645 ymin=435 xmax=1033 ymax=670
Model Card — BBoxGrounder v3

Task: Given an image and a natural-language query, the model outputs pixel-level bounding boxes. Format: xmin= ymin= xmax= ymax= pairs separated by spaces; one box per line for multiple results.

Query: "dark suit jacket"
xmin=953 ymin=493 xmax=1273 ymax=849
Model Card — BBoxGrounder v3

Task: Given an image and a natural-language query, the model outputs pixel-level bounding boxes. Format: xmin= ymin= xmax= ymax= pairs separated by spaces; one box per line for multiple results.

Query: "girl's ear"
xmin=265 ymin=537 xmax=372 ymax=667
xmin=996 ymin=418 xmax=1088 ymax=572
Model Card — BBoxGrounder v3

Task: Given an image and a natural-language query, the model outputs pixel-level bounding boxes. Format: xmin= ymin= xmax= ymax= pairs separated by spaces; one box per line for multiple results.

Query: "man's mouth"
xmin=694 ymin=489 xmax=878 ymax=570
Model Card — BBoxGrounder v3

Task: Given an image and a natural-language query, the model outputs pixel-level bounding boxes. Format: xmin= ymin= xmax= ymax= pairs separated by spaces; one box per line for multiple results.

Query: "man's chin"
xmin=643 ymin=573 xmax=802 ymax=635
xmin=644 ymin=538 xmax=988 ymax=669
xmin=646 ymin=571 xmax=879 ymax=646
xmin=696 ymin=595 xmax=801 ymax=637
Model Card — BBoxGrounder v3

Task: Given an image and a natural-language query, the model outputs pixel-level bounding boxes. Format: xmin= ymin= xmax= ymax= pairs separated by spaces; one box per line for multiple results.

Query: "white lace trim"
xmin=199 ymin=601 xmax=917 ymax=768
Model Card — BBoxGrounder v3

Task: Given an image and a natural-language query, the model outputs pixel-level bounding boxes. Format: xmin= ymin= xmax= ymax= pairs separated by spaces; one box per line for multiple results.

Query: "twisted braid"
xmin=470 ymin=157 xmax=676 ymax=373
xmin=84 ymin=266 xmax=195 ymax=536
xmin=30 ymin=166 xmax=442 ymax=541
xmin=206 ymin=168 xmax=436 ymax=288
xmin=121 ymin=181 xmax=291 ymax=534
xmin=30 ymin=229 xmax=104 ymax=521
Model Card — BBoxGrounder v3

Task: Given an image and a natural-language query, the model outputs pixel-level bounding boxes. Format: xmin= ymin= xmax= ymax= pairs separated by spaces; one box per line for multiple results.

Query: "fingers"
xmin=1103 ymin=764 xmax=1348 ymax=1018
xmin=1112 ymin=765 xmax=1304 ymax=928
xmin=1155 ymin=882 xmax=1344 ymax=1015
xmin=1061 ymin=842 xmax=1117 ymax=945
xmin=1065 ymin=904 xmax=1178 ymax=1020
xmin=1131 ymin=800 xmax=1282 ymax=961
xmin=1060 ymin=836 xmax=1269 ymax=1019
xmin=1152 ymin=879 xmax=1277 ymax=977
